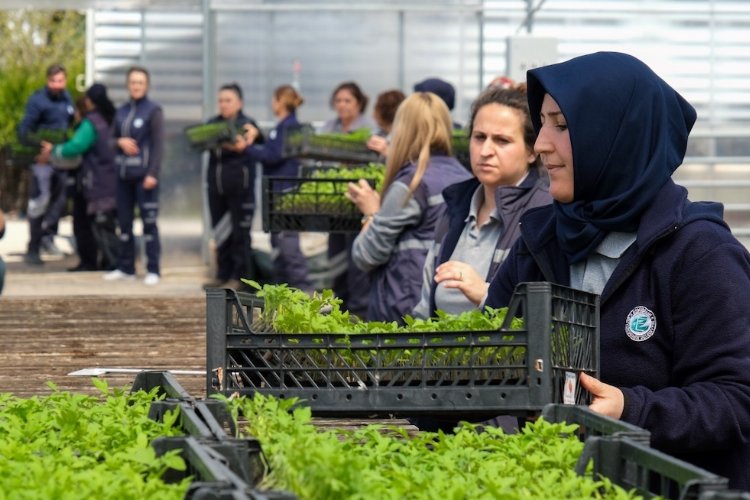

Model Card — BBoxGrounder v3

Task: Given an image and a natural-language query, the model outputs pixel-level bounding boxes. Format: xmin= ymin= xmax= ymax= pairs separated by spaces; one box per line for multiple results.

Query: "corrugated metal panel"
xmin=210 ymin=4 xmax=480 ymax=125
xmin=90 ymin=0 xmax=750 ymax=125
xmin=87 ymin=0 xmax=750 ymax=222
xmin=90 ymin=8 xmax=205 ymax=218
xmin=91 ymin=9 xmax=203 ymax=120
xmin=92 ymin=1 xmax=481 ymax=125
xmin=482 ymin=0 xmax=750 ymax=126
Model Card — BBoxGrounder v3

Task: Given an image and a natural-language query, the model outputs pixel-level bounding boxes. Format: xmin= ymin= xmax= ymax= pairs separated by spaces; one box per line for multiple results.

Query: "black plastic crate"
xmin=153 ymin=436 xmax=296 ymax=500
xmin=577 ymin=436 xmax=729 ymax=500
xmin=5 ymin=128 xmax=78 ymax=168
xmin=130 ymin=371 xmax=237 ymax=440
xmin=281 ymin=124 xmax=380 ymax=164
xmin=132 ymin=371 xmax=267 ymax=488
xmin=262 ymin=176 xmax=375 ymax=233
xmin=206 ymin=282 xmax=600 ymax=418
xmin=542 ymin=403 xmax=651 ymax=444
xmin=132 ymin=370 xmax=194 ymax=399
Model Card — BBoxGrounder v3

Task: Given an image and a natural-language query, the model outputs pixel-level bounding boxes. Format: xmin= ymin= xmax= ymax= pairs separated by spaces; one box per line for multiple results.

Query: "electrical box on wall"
xmin=506 ymin=36 xmax=558 ymax=82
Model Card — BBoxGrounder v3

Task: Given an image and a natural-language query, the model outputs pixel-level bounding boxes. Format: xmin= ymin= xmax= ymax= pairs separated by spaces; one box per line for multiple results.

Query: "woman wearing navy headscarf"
xmin=482 ymin=52 xmax=750 ymax=489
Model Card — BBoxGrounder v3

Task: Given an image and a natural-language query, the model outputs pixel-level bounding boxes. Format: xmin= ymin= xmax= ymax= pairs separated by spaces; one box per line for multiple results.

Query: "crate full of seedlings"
xmin=206 ymin=281 xmax=600 ymax=418
xmin=282 ymin=124 xmax=381 ymax=163
xmin=262 ymin=163 xmax=384 ymax=233
xmin=184 ymin=121 xmax=241 ymax=150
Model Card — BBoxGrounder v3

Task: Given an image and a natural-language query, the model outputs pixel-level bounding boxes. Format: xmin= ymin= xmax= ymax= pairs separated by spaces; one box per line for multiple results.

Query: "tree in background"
xmin=0 ymin=9 xmax=85 ymax=212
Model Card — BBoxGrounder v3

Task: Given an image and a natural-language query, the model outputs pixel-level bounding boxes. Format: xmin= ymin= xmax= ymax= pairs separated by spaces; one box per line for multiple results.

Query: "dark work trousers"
xmin=27 ymin=164 xmax=68 ymax=254
xmin=91 ymin=209 xmax=119 ymax=271
xmin=327 ymin=233 xmax=370 ymax=319
xmin=208 ymin=186 xmax=255 ymax=282
xmin=115 ymin=178 xmax=161 ymax=275
xmin=270 ymin=231 xmax=313 ymax=291
xmin=71 ymin=172 xmax=98 ymax=269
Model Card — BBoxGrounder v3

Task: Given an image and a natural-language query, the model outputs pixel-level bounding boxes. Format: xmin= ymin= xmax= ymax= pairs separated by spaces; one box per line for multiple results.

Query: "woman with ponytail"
xmin=47 ymin=83 xmax=119 ymax=271
xmin=243 ymin=84 xmax=313 ymax=292
xmin=346 ymin=92 xmax=471 ymax=322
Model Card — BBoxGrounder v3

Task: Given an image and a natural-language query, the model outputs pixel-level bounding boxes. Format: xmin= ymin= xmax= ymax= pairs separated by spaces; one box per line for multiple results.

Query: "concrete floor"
xmin=0 ymin=216 xmax=210 ymax=298
xmin=0 ymin=214 xmax=331 ymax=298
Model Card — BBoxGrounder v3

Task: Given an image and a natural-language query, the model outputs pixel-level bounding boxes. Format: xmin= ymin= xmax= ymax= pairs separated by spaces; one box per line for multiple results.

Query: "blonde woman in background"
xmin=346 ymin=92 xmax=472 ymax=322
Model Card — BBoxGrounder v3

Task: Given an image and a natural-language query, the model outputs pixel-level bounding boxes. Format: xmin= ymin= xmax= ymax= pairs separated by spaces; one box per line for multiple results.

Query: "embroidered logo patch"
xmin=133 ymin=118 xmax=144 ymax=128
xmin=625 ymin=306 xmax=656 ymax=342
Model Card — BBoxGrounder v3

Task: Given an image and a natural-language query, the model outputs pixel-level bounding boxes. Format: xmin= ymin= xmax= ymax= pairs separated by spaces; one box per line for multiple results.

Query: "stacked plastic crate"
xmin=203 ymin=282 xmax=750 ymax=499
xmin=132 ymin=371 xmax=295 ymax=500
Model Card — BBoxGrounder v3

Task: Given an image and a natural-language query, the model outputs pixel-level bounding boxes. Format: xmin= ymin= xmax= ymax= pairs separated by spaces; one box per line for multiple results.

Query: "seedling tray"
xmin=206 ymin=282 xmax=600 ymax=418
xmin=184 ymin=121 xmax=239 ymax=150
xmin=282 ymin=124 xmax=381 ymax=163
xmin=262 ymin=175 xmax=376 ymax=233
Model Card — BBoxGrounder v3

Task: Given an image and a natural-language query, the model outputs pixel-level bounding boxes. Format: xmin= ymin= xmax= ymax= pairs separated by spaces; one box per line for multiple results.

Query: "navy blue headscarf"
xmin=526 ymin=52 xmax=697 ymax=263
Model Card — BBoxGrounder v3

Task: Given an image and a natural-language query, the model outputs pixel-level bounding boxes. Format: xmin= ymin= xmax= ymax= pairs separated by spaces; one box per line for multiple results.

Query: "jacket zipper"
xmin=120 ymin=102 xmax=138 ymax=178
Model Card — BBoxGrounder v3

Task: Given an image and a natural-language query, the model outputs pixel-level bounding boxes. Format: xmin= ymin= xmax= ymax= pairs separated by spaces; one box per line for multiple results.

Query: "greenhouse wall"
xmin=82 ymin=0 xmax=750 ymax=236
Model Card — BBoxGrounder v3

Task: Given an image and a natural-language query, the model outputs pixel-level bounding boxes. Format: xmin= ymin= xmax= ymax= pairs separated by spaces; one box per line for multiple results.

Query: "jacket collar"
xmin=519 ymin=179 xmax=727 ymax=300
xmin=493 ymin=168 xmax=543 ymax=228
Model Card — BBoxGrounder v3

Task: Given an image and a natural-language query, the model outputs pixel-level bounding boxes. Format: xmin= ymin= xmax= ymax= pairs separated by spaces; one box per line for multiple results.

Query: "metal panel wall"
xmin=483 ymin=0 xmax=750 ymax=126
xmin=88 ymin=0 xmax=750 ymax=223
xmin=90 ymin=8 xmax=205 ymax=217
xmin=210 ymin=3 xmax=480 ymax=126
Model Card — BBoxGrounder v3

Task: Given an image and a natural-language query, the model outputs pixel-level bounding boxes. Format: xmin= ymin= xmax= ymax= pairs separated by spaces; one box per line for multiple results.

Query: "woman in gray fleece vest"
xmin=347 ymin=92 xmax=472 ymax=322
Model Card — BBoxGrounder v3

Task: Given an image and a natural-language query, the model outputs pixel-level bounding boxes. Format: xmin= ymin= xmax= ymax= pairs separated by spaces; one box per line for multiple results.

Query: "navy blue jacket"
xmin=487 ymin=51 xmax=750 ymax=488
xmin=206 ymin=111 xmax=263 ymax=199
xmin=427 ymin=168 xmax=550 ymax=316
xmin=81 ymin=111 xmax=117 ymax=207
xmin=486 ymin=180 xmax=750 ymax=488
xmin=17 ymin=87 xmax=74 ymax=146
xmin=114 ymin=96 xmax=164 ymax=180
xmin=245 ymin=113 xmax=299 ymax=177
xmin=245 ymin=113 xmax=300 ymax=190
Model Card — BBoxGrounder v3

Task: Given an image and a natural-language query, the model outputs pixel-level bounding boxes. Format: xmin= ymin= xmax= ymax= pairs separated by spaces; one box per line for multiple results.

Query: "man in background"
xmin=17 ymin=63 xmax=75 ymax=265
